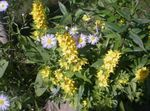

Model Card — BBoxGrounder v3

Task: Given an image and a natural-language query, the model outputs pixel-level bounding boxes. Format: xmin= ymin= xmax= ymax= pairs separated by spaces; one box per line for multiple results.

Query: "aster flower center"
xmin=79 ymin=37 xmax=83 ymax=43
xmin=91 ymin=37 xmax=95 ymax=41
xmin=1 ymin=4 xmax=4 ymax=7
xmin=0 ymin=99 xmax=4 ymax=105
xmin=47 ymin=38 xmax=52 ymax=44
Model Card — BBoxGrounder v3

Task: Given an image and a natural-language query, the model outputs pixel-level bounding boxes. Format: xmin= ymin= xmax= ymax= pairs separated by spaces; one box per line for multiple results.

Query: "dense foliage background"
xmin=0 ymin=0 xmax=150 ymax=111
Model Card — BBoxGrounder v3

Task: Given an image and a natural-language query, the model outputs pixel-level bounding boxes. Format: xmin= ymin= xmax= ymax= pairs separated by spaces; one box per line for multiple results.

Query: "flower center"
xmin=0 ymin=99 xmax=4 ymax=105
xmin=91 ymin=37 xmax=95 ymax=41
xmin=79 ymin=37 xmax=83 ymax=43
xmin=47 ymin=38 xmax=51 ymax=44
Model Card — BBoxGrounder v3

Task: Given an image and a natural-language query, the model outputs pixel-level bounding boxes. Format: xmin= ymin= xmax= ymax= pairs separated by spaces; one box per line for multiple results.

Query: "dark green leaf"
xmin=129 ymin=31 xmax=146 ymax=51
xmin=119 ymin=101 xmax=125 ymax=111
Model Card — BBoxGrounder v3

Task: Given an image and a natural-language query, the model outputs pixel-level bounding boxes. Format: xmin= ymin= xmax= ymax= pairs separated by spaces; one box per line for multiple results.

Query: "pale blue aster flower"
xmin=69 ymin=26 xmax=79 ymax=36
xmin=0 ymin=1 xmax=9 ymax=12
xmin=41 ymin=34 xmax=57 ymax=49
xmin=88 ymin=34 xmax=99 ymax=45
xmin=0 ymin=94 xmax=10 ymax=111
xmin=77 ymin=33 xmax=87 ymax=48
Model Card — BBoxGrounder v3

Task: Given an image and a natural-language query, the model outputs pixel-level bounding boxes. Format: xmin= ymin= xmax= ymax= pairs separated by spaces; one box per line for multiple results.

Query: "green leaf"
xmin=106 ymin=22 xmax=128 ymax=33
xmin=129 ymin=31 xmax=146 ymax=51
xmin=58 ymin=2 xmax=68 ymax=15
xmin=61 ymin=14 xmax=72 ymax=25
xmin=133 ymin=18 xmax=150 ymax=24
xmin=115 ymin=7 xmax=131 ymax=20
xmin=34 ymin=74 xmax=47 ymax=96
xmin=75 ymin=72 xmax=91 ymax=83
xmin=119 ymin=101 xmax=125 ymax=111
xmin=75 ymin=9 xmax=84 ymax=20
xmin=0 ymin=59 xmax=9 ymax=78
xmin=91 ymin=59 xmax=103 ymax=69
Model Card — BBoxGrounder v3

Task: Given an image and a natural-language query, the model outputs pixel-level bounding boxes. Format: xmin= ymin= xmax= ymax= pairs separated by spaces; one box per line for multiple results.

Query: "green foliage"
xmin=0 ymin=0 xmax=150 ymax=111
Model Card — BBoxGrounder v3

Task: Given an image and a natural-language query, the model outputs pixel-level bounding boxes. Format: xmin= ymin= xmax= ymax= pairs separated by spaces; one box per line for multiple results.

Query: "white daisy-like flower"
xmin=0 ymin=1 xmax=9 ymax=12
xmin=0 ymin=94 xmax=10 ymax=111
xmin=77 ymin=33 xmax=87 ymax=48
xmin=69 ymin=26 xmax=78 ymax=36
xmin=41 ymin=34 xmax=57 ymax=49
xmin=88 ymin=34 xmax=99 ymax=45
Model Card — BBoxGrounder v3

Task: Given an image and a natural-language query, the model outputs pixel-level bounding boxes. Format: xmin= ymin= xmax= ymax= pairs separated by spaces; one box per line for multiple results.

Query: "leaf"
xmin=133 ymin=18 xmax=150 ymax=24
xmin=58 ymin=2 xmax=68 ymax=15
xmin=75 ymin=9 xmax=84 ymax=20
xmin=131 ymin=82 xmax=136 ymax=93
xmin=129 ymin=31 xmax=146 ymax=51
xmin=106 ymin=22 xmax=128 ymax=33
xmin=91 ymin=59 xmax=103 ymax=69
xmin=75 ymin=72 xmax=91 ymax=83
xmin=115 ymin=7 xmax=131 ymax=20
xmin=0 ymin=59 xmax=9 ymax=78
xmin=61 ymin=14 xmax=72 ymax=25
xmin=34 ymin=74 xmax=47 ymax=96
xmin=119 ymin=101 xmax=125 ymax=111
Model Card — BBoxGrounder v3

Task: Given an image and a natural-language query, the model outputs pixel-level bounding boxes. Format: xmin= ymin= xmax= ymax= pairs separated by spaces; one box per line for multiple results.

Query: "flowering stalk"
xmin=96 ymin=50 xmax=121 ymax=87
xmin=53 ymin=69 xmax=76 ymax=96
xmin=31 ymin=0 xmax=48 ymax=40
xmin=56 ymin=33 xmax=87 ymax=72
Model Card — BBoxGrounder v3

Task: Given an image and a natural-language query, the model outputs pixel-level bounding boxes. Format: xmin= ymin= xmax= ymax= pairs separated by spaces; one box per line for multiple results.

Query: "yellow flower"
xmin=60 ymin=76 xmax=76 ymax=96
xmin=95 ymin=20 xmax=105 ymax=30
xmin=119 ymin=19 xmax=125 ymax=24
xmin=135 ymin=67 xmax=149 ymax=81
xmin=97 ymin=70 xmax=109 ymax=87
xmin=53 ymin=69 xmax=76 ymax=96
xmin=54 ymin=69 xmax=63 ymax=81
xmin=31 ymin=0 xmax=48 ymax=40
xmin=102 ymin=50 xmax=121 ymax=73
xmin=82 ymin=100 xmax=88 ymax=107
xmin=56 ymin=33 xmax=87 ymax=72
xmin=118 ymin=78 xmax=128 ymax=85
xmin=82 ymin=14 xmax=91 ymax=22
xmin=39 ymin=66 xmax=51 ymax=79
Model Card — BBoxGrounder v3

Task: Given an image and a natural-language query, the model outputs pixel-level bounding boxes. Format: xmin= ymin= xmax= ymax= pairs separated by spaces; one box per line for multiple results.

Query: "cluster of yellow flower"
xmin=97 ymin=50 xmax=121 ymax=87
xmin=95 ymin=20 xmax=105 ymax=30
xmin=135 ymin=67 xmax=149 ymax=82
xmin=39 ymin=66 xmax=51 ymax=79
xmin=102 ymin=50 xmax=121 ymax=73
xmin=97 ymin=69 xmax=109 ymax=87
xmin=31 ymin=0 xmax=48 ymax=40
xmin=56 ymin=33 xmax=87 ymax=72
xmin=53 ymin=69 xmax=76 ymax=96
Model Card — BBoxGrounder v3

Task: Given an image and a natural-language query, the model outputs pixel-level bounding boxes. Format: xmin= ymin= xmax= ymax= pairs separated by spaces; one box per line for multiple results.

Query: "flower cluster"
xmin=69 ymin=26 xmax=100 ymax=48
xmin=31 ymin=0 xmax=48 ymax=40
xmin=102 ymin=50 xmax=121 ymax=73
xmin=95 ymin=20 xmax=105 ymax=30
xmin=82 ymin=14 xmax=91 ymax=22
xmin=56 ymin=33 xmax=87 ymax=72
xmin=39 ymin=66 xmax=51 ymax=79
xmin=96 ymin=70 xmax=109 ymax=87
xmin=96 ymin=50 xmax=121 ymax=87
xmin=0 ymin=0 xmax=8 ymax=12
xmin=53 ymin=70 xmax=76 ymax=96
xmin=135 ymin=67 xmax=149 ymax=82
xmin=0 ymin=94 xmax=10 ymax=111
